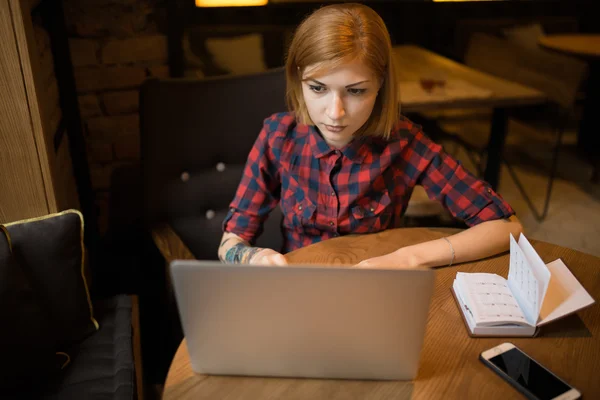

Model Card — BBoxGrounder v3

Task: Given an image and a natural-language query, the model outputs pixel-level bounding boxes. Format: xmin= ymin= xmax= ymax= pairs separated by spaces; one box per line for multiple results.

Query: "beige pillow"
xmin=205 ymin=33 xmax=267 ymax=75
xmin=503 ymin=23 xmax=545 ymax=49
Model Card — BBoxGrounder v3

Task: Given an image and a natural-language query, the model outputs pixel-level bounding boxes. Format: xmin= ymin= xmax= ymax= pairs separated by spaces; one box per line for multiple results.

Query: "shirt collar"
xmin=306 ymin=125 xmax=367 ymax=164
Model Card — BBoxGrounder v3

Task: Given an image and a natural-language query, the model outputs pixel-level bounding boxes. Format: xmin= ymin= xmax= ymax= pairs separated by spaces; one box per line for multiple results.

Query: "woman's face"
xmin=302 ymin=60 xmax=380 ymax=148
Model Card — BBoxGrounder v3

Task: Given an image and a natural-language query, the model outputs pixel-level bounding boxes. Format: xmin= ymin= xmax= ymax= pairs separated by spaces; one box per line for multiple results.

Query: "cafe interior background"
xmin=1 ymin=0 xmax=598 ymax=397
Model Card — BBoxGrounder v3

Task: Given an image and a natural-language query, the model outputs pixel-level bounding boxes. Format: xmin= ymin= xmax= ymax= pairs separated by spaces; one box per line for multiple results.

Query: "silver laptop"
xmin=170 ymin=260 xmax=435 ymax=380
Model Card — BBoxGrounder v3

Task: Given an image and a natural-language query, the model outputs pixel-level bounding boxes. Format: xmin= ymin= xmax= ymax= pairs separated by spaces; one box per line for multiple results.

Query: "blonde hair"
xmin=285 ymin=3 xmax=399 ymax=139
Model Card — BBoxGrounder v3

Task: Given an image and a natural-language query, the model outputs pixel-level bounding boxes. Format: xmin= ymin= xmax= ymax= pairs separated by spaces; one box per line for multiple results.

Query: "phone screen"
xmin=488 ymin=348 xmax=571 ymax=400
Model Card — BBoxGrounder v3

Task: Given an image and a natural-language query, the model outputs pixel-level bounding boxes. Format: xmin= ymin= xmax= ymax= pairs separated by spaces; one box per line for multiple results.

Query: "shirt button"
xmin=487 ymin=188 xmax=492 ymax=194
xmin=298 ymin=205 xmax=303 ymax=210
xmin=331 ymin=191 xmax=335 ymax=196
xmin=329 ymin=221 xmax=334 ymax=226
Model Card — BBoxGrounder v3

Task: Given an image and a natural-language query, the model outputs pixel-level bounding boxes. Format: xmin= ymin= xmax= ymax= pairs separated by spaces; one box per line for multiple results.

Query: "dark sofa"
xmin=41 ymin=295 xmax=138 ymax=400
xmin=0 ymin=211 xmax=142 ymax=400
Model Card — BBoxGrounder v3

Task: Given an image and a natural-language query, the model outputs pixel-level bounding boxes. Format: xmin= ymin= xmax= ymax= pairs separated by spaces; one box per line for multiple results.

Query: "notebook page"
xmin=456 ymin=272 xmax=528 ymax=326
xmin=507 ymin=234 xmax=551 ymax=325
xmin=538 ymin=259 xmax=595 ymax=326
xmin=520 ymin=235 xmax=551 ymax=319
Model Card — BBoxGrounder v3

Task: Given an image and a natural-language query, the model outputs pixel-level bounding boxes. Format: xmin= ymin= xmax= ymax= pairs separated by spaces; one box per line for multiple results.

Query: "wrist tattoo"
xmin=224 ymin=243 xmax=264 ymax=264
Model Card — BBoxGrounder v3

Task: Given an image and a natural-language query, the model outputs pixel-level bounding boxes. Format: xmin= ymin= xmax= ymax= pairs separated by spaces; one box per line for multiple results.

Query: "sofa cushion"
xmin=185 ymin=25 xmax=292 ymax=77
xmin=0 ymin=226 xmax=57 ymax=394
xmin=503 ymin=23 xmax=546 ymax=49
xmin=42 ymin=295 xmax=135 ymax=400
xmin=205 ymin=33 xmax=268 ymax=75
xmin=5 ymin=210 xmax=98 ymax=351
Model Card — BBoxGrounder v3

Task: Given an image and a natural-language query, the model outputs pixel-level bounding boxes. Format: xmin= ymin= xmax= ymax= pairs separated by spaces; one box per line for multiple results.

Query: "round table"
xmin=538 ymin=34 xmax=600 ymax=59
xmin=163 ymin=228 xmax=600 ymax=399
xmin=539 ymin=34 xmax=600 ymax=181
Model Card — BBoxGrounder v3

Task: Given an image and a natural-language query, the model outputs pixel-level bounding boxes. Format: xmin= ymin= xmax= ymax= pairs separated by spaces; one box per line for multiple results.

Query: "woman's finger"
xmin=354 ymin=259 xmax=372 ymax=268
xmin=271 ymin=254 xmax=288 ymax=266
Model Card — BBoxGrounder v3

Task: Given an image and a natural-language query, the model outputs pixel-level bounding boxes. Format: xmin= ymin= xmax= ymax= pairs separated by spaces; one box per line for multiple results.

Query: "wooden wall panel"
xmin=0 ymin=1 xmax=49 ymax=222
xmin=10 ymin=0 xmax=58 ymax=212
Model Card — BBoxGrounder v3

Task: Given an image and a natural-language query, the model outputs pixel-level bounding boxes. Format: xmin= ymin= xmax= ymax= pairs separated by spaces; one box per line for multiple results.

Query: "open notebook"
xmin=452 ymin=234 xmax=595 ymax=337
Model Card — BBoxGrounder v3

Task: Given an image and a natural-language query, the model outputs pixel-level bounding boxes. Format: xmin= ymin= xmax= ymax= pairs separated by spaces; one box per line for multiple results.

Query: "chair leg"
xmin=503 ymin=118 xmax=565 ymax=222
xmin=464 ymin=148 xmax=485 ymax=177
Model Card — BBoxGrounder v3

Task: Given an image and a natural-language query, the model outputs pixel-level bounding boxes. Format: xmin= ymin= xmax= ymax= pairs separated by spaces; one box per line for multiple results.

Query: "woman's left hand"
xmin=353 ymin=248 xmax=420 ymax=269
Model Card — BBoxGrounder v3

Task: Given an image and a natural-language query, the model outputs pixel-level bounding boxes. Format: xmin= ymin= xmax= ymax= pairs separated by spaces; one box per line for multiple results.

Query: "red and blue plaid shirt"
xmin=223 ymin=112 xmax=514 ymax=253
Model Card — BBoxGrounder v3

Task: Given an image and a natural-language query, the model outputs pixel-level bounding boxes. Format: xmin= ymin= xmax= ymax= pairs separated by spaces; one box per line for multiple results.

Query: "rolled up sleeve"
xmin=414 ymin=133 xmax=514 ymax=226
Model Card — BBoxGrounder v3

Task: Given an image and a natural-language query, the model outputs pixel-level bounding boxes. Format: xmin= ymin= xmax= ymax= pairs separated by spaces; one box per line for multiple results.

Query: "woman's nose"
xmin=326 ymin=95 xmax=345 ymax=121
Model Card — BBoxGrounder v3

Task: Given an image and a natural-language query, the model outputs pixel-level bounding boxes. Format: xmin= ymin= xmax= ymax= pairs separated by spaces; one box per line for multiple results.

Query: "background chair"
xmin=140 ymin=67 xmax=287 ymax=260
xmin=137 ymin=68 xmax=287 ymax=385
xmin=419 ymin=33 xmax=588 ymax=222
xmin=466 ymin=33 xmax=587 ymax=221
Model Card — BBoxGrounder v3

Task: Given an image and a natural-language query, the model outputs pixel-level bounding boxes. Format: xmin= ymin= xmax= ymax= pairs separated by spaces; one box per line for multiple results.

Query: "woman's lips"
xmin=324 ymin=124 xmax=347 ymax=133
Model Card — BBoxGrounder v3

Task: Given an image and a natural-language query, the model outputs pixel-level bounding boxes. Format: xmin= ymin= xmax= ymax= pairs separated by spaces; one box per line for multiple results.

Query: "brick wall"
xmin=63 ymin=0 xmax=167 ymax=233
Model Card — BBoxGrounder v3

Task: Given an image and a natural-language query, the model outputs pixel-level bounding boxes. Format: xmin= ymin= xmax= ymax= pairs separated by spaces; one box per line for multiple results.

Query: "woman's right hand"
xmin=250 ymin=248 xmax=288 ymax=266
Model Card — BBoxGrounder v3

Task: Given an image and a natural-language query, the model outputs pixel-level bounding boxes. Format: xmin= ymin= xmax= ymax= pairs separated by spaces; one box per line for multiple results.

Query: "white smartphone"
xmin=480 ymin=342 xmax=581 ymax=400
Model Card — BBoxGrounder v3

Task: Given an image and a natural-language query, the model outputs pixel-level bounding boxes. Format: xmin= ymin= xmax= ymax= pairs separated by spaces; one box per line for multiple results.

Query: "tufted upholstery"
xmin=140 ymin=68 xmax=288 ymax=260
xmin=42 ymin=296 xmax=135 ymax=400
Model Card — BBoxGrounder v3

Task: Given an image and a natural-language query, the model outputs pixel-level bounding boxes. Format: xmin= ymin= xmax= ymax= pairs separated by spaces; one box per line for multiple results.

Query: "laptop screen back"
xmin=171 ymin=260 xmax=435 ymax=381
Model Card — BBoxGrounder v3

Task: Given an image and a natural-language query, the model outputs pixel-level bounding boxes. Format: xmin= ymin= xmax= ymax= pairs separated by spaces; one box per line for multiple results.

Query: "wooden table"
xmin=539 ymin=34 xmax=600 ymax=60
xmin=538 ymin=34 xmax=600 ymax=181
xmin=163 ymin=228 xmax=600 ymax=400
xmin=392 ymin=46 xmax=547 ymax=190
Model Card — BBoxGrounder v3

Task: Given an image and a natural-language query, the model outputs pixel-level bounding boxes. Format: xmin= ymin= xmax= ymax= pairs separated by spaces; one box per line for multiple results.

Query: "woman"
xmin=218 ymin=3 xmax=522 ymax=267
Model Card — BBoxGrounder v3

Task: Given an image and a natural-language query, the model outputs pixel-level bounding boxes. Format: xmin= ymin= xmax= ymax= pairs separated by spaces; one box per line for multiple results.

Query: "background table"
xmin=538 ymin=34 xmax=600 ymax=182
xmin=163 ymin=228 xmax=600 ymax=399
xmin=393 ymin=46 xmax=547 ymax=190
xmin=538 ymin=34 xmax=600 ymax=59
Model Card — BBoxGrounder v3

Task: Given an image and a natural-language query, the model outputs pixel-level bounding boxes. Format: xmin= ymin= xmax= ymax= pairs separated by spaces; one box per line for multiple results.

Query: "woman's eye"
xmin=309 ymin=85 xmax=326 ymax=93
xmin=348 ymin=88 xmax=366 ymax=95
